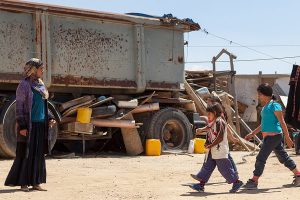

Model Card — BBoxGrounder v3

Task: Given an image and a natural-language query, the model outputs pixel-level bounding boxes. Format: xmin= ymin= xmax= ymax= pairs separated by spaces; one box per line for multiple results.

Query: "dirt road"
xmin=0 ymin=151 xmax=299 ymax=200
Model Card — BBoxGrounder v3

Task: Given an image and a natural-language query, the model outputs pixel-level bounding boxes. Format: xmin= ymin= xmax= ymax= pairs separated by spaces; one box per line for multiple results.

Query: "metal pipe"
xmin=131 ymin=103 xmax=160 ymax=114
xmin=91 ymin=119 xmax=136 ymax=128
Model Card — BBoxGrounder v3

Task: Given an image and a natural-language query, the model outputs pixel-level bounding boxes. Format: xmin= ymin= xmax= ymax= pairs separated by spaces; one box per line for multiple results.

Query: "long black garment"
xmin=285 ymin=65 xmax=300 ymax=129
xmin=5 ymin=122 xmax=47 ymax=186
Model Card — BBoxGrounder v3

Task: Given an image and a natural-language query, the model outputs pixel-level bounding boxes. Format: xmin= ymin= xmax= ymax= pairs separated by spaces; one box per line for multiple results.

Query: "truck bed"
xmin=0 ymin=0 xmax=199 ymax=94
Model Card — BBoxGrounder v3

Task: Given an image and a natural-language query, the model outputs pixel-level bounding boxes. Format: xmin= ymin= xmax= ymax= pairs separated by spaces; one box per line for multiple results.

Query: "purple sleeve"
xmin=16 ymin=81 xmax=28 ymax=130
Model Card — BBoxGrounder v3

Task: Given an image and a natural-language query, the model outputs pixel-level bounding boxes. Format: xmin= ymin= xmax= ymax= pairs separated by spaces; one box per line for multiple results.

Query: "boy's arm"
xmin=195 ymin=126 xmax=209 ymax=136
xmin=245 ymin=125 xmax=261 ymax=140
xmin=274 ymin=111 xmax=294 ymax=148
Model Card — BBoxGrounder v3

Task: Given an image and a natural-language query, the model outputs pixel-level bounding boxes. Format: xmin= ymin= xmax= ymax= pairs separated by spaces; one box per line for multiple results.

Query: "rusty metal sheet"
xmin=146 ymin=81 xmax=180 ymax=91
xmin=0 ymin=2 xmax=189 ymax=92
xmin=0 ymin=73 xmax=22 ymax=84
xmin=144 ymin=28 xmax=185 ymax=90
xmin=0 ymin=10 xmax=36 ymax=76
xmin=50 ymin=15 xmax=135 ymax=82
xmin=52 ymin=75 xmax=137 ymax=88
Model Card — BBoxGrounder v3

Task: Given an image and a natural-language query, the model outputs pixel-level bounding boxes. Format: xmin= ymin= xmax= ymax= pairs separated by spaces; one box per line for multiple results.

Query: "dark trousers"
xmin=197 ymin=152 xmax=238 ymax=184
xmin=253 ymin=134 xmax=297 ymax=177
xmin=228 ymin=153 xmax=238 ymax=174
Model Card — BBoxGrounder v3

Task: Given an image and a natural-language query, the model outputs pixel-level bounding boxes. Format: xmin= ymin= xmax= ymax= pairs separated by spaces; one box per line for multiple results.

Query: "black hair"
xmin=207 ymin=95 xmax=228 ymax=121
xmin=257 ymin=83 xmax=276 ymax=100
xmin=26 ymin=58 xmax=43 ymax=68
xmin=207 ymin=95 xmax=222 ymax=104
xmin=206 ymin=103 xmax=223 ymax=118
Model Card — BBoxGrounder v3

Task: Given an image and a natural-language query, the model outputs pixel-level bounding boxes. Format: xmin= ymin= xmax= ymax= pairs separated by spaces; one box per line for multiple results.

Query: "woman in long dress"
xmin=5 ymin=58 xmax=56 ymax=192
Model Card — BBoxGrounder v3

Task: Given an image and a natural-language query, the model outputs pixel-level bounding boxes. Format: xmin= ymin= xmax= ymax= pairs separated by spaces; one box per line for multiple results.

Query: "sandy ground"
xmin=0 ymin=150 xmax=300 ymax=200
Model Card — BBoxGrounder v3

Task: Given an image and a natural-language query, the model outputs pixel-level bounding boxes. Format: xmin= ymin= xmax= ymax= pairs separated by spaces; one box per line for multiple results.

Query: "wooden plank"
xmin=186 ymin=76 xmax=213 ymax=82
xmin=62 ymin=97 xmax=114 ymax=118
xmin=63 ymin=122 xmax=94 ymax=135
xmin=150 ymin=98 xmax=193 ymax=104
xmin=118 ymin=91 xmax=156 ymax=120
xmin=59 ymin=95 xmax=95 ymax=112
xmin=183 ymin=102 xmax=197 ymax=112
xmin=121 ymin=113 xmax=144 ymax=156
xmin=228 ymin=125 xmax=251 ymax=152
xmin=156 ymin=91 xmax=172 ymax=98
xmin=131 ymin=103 xmax=160 ymax=114
xmin=218 ymin=92 xmax=236 ymax=131
xmin=58 ymin=133 xmax=108 ymax=140
xmin=62 ymin=99 xmax=95 ymax=117
xmin=184 ymin=80 xmax=207 ymax=115
xmin=229 ymin=107 xmax=262 ymax=146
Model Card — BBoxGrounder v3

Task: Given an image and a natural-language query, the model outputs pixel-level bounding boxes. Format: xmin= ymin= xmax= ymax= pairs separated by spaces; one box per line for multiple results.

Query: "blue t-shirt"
xmin=261 ymin=100 xmax=282 ymax=133
xmin=31 ymin=89 xmax=45 ymax=122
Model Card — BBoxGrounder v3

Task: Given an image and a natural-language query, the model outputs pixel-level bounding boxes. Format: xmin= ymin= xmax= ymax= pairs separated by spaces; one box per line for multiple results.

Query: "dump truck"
xmin=0 ymin=0 xmax=201 ymax=158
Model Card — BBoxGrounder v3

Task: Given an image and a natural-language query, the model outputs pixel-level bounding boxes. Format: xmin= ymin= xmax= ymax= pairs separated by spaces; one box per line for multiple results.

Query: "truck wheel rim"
xmin=161 ymin=120 xmax=185 ymax=149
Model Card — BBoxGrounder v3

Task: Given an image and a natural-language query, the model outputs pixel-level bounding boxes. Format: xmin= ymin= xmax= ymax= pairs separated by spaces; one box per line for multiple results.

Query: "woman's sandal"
xmin=32 ymin=185 xmax=47 ymax=191
xmin=21 ymin=186 xmax=30 ymax=192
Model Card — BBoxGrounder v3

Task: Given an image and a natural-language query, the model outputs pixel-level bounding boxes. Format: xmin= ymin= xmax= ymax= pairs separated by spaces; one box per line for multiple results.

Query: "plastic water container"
xmin=194 ymin=138 xmax=206 ymax=154
xmin=188 ymin=140 xmax=195 ymax=154
xmin=146 ymin=139 xmax=161 ymax=156
xmin=196 ymin=87 xmax=210 ymax=99
xmin=76 ymin=107 xmax=92 ymax=123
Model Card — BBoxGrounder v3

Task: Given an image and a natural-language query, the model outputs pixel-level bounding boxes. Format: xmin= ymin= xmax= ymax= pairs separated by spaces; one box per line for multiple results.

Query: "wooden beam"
xmin=228 ymin=125 xmax=251 ymax=152
xmin=184 ymin=80 xmax=207 ymax=115
xmin=131 ymin=103 xmax=160 ymax=114
xmin=230 ymin=107 xmax=262 ymax=145
xmin=121 ymin=113 xmax=144 ymax=156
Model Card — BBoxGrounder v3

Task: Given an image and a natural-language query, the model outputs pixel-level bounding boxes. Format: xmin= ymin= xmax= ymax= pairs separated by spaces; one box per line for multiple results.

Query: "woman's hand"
xmin=285 ymin=135 xmax=294 ymax=148
xmin=245 ymin=133 xmax=254 ymax=141
xmin=204 ymin=144 xmax=212 ymax=149
xmin=19 ymin=129 xmax=28 ymax=137
xmin=49 ymin=119 xmax=56 ymax=128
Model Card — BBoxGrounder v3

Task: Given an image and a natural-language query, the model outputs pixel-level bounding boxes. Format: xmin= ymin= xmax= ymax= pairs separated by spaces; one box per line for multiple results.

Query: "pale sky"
xmin=27 ymin=0 xmax=300 ymax=75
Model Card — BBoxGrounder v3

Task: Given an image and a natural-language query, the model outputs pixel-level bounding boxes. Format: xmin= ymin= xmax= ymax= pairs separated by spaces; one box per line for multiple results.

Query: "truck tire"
xmin=146 ymin=108 xmax=193 ymax=150
xmin=0 ymin=99 xmax=17 ymax=158
xmin=0 ymin=99 xmax=59 ymax=158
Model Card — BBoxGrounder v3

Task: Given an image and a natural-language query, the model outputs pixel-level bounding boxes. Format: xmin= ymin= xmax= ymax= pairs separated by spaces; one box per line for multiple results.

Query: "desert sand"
xmin=0 ymin=150 xmax=299 ymax=200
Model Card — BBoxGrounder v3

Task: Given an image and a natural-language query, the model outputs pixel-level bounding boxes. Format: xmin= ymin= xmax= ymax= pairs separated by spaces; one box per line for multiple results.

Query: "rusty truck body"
xmin=0 ymin=0 xmax=200 ymax=158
